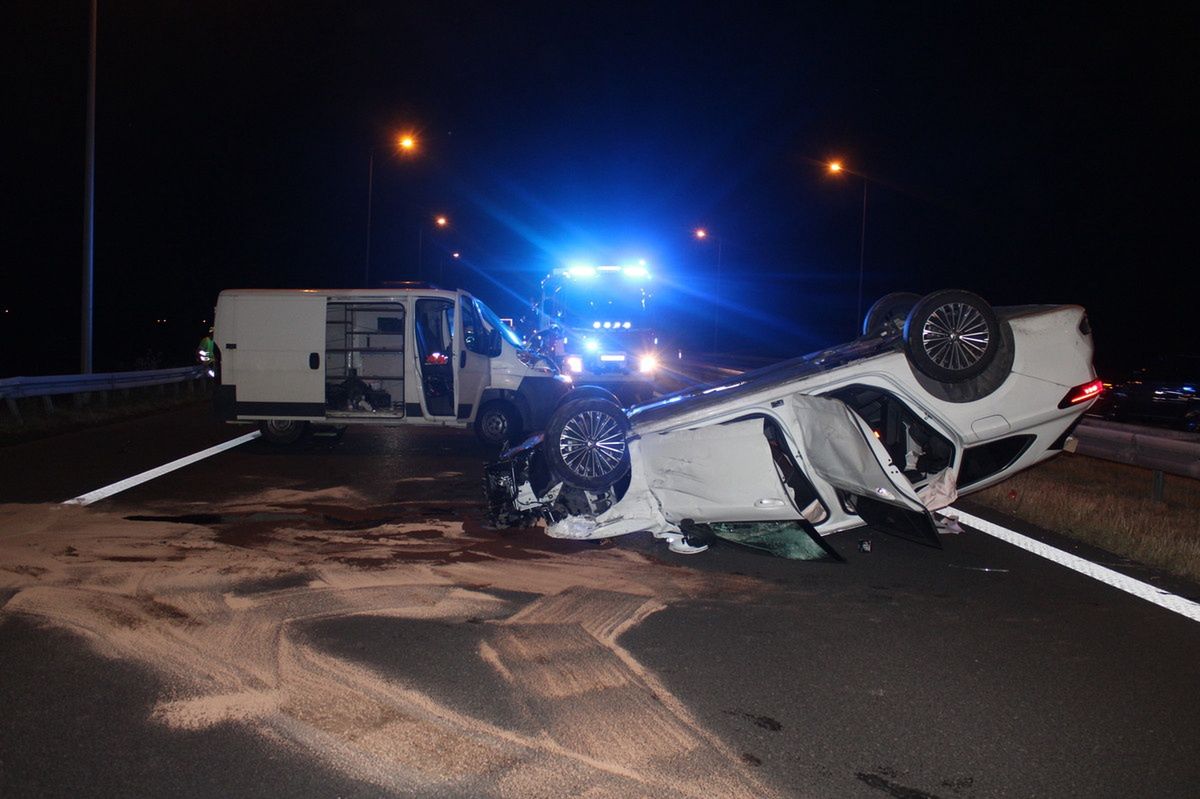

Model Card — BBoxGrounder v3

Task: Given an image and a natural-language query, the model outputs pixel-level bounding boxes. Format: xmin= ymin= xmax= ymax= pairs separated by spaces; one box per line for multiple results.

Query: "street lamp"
xmin=364 ymin=131 xmax=420 ymax=287
xmin=694 ymin=227 xmax=724 ymax=350
xmin=418 ymin=213 xmax=449 ymax=281
xmin=827 ymin=159 xmax=869 ymax=331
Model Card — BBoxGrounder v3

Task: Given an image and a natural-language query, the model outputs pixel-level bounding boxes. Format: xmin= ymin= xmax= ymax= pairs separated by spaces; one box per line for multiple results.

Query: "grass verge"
xmin=970 ymin=452 xmax=1200 ymax=585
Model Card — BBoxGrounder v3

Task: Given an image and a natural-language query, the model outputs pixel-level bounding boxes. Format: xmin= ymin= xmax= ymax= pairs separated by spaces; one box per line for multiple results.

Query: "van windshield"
xmin=475 ymin=299 xmax=524 ymax=348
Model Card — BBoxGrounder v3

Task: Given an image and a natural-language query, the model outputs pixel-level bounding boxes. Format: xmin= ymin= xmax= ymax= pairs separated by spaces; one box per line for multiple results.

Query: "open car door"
xmin=786 ymin=394 xmax=942 ymax=548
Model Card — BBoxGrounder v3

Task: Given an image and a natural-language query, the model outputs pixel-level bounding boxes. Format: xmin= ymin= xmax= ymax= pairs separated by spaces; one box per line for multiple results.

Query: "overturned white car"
xmin=485 ymin=290 xmax=1102 ymax=556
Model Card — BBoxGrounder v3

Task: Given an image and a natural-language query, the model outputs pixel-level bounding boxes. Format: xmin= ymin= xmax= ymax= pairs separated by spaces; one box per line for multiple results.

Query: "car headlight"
xmin=566 ymin=356 xmax=584 ymax=374
xmin=638 ymin=354 xmax=658 ymax=374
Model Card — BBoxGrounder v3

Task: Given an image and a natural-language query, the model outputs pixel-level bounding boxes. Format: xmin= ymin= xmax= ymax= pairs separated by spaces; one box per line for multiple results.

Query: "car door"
xmin=638 ymin=417 xmax=801 ymax=522
xmin=455 ymin=292 xmax=491 ymax=421
xmin=786 ymin=393 xmax=942 ymax=547
xmin=637 ymin=416 xmax=839 ymax=558
xmin=414 ymin=297 xmax=455 ymax=417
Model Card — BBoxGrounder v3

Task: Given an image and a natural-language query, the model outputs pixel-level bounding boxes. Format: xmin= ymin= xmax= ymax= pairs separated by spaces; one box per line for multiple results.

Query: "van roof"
xmin=217 ymin=287 xmax=462 ymax=300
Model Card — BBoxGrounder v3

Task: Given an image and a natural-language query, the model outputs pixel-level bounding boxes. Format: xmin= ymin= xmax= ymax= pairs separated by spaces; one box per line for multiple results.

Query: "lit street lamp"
xmin=364 ymin=131 xmax=420 ymax=287
xmin=827 ymin=159 xmax=869 ymax=331
xmin=694 ymin=227 xmax=724 ymax=350
xmin=418 ymin=213 xmax=449 ymax=282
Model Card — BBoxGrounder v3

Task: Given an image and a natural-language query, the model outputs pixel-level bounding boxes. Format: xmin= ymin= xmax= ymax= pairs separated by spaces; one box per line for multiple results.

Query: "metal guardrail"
xmin=0 ymin=366 xmax=206 ymax=424
xmin=1072 ymin=417 xmax=1200 ymax=481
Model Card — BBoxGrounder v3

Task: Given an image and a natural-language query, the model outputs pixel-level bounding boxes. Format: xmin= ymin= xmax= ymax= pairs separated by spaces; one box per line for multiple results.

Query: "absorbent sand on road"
xmin=0 ymin=493 xmax=784 ymax=799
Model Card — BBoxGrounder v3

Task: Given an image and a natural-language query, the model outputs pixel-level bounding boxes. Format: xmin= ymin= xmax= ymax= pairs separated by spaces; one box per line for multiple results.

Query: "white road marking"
xmin=946 ymin=506 xmax=1200 ymax=624
xmin=63 ymin=430 xmax=261 ymax=506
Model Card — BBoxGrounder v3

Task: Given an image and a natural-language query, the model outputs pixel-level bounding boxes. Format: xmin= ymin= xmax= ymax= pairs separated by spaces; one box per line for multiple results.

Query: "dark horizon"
xmin=3 ymin=2 xmax=1194 ymax=378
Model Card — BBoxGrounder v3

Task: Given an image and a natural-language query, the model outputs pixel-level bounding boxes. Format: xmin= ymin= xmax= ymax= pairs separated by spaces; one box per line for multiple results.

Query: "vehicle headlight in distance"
xmin=638 ymin=353 xmax=659 ymax=374
xmin=566 ymin=356 xmax=584 ymax=373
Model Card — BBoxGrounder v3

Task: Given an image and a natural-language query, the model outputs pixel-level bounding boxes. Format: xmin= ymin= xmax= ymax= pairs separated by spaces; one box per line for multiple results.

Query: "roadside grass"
xmin=970 ymin=452 xmax=1200 ymax=585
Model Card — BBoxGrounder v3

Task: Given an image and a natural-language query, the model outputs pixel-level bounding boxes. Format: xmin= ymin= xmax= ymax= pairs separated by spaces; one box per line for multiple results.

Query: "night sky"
xmin=3 ymin=2 xmax=1195 ymax=378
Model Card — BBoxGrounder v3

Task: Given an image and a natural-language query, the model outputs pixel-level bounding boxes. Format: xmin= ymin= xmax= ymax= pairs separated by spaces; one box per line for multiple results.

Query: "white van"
xmin=213 ymin=287 xmax=571 ymax=445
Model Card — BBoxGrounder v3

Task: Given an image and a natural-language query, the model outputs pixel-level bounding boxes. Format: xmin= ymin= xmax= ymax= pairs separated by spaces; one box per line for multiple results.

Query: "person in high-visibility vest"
xmin=197 ymin=327 xmax=215 ymax=377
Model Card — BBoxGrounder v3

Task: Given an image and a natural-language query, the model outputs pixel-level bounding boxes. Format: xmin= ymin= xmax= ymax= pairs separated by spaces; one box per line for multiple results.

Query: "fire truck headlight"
xmin=638 ymin=354 xmax=659 ymax=374
xmin=566 ymin=356 xmax=584 ymax=374
xmin=584 ymin=338 xmax=600 ymax=352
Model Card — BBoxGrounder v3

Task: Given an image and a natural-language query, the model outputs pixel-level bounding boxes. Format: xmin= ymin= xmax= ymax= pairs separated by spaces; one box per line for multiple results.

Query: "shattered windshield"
xmin=628 ymin=334 xmax=899 ymax=427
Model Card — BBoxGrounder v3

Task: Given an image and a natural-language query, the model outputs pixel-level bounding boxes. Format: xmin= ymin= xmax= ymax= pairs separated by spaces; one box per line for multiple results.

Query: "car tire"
xmin=543 ymin=397 xmax=631 ymax=491
xmin=904 ymin=289 xmax=1000 ymax=383
xmin=558 ymin=385 xmax=623 ymax=408
xmin=862 ymin=292 xmax=921 ymax=338
xmin=475 ymin=400 xmax=521 ymax=447
xmin=258 ymin=419 xmax=307 ymax=445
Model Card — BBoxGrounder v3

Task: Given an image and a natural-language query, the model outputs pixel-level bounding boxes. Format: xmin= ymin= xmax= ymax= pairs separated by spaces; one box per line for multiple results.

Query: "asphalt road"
xmin=2 ymin=401 xmax=1199 ymax=798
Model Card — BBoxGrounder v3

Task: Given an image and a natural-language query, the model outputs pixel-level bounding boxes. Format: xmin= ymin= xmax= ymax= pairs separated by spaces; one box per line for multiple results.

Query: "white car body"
xmin=487 ymin=300 xmax=1100 ymax=555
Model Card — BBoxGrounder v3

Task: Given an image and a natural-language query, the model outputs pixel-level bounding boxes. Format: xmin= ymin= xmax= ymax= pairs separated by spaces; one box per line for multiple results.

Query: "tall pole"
xmin=711 ymin=236 xmax=723 ymax=351
xmin=81 ymin=0 xmax=97 ymax=373
xmin=363 ymin=149 xmax=374 ymax=287
xmin=856 ymin=179 xmax=868 ymax=329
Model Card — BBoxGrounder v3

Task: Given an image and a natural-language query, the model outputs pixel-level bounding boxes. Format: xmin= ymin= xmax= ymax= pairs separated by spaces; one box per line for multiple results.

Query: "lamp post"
xmin=417 ymin=214 xmax=449 ymax=282
xmin=694 ymin=227 xmax=724 ymax=351
xmin=828 ymin=160 xmax=869 ymax=331
xmin=81 ymin=0 xmax=97 ymax=372
xmin=364 ymin=132 xmax=419 ymax=287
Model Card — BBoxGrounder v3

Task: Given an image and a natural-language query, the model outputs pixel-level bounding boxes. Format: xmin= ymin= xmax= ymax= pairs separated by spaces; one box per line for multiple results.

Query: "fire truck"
xmin=531 ymin=262 xmax=663 ymax=405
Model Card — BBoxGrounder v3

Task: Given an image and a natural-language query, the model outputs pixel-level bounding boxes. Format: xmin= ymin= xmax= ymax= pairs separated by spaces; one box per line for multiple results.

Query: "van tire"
xmin=259 ymin=419 xmax=307 ymax=445
xmin=543 ymin=398 xmax=631 ymax=491
xmin=475 ymin=401 xmax=521 ymax=447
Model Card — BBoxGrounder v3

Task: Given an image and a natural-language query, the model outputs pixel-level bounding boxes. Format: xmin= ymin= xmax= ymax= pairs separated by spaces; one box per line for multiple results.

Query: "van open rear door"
xmin=218 ymin=291 xmax=327 ymax=419
xmin=787 ymin=394 xmax=941 ymax=547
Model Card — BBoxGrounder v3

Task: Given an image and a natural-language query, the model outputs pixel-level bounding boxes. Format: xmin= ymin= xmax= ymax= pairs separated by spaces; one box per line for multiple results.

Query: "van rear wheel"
xmin=258 ymin=419 xmax=307 ymax=445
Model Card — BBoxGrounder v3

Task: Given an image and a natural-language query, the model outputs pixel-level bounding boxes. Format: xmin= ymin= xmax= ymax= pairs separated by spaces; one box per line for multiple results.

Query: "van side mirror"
xmin=489 ymin=328 xmax=502 ymax=357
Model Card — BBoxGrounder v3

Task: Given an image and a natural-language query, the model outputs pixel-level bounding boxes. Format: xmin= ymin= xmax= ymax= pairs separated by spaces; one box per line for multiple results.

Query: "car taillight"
xmin=1058 ymin=379 xmax=1103 ymax=408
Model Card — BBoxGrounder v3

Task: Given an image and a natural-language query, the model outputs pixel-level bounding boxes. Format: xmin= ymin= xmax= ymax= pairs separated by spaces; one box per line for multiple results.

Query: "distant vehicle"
xmin=213 ymin=287 xmax=569 ymax=446
xmin=1095 ymin=354 xmax=1199 ymax=432
xmin=532 ymin=262 xmax=662 ymax=405
xmin=486 ymin=290 xmax=1101 ymax=555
